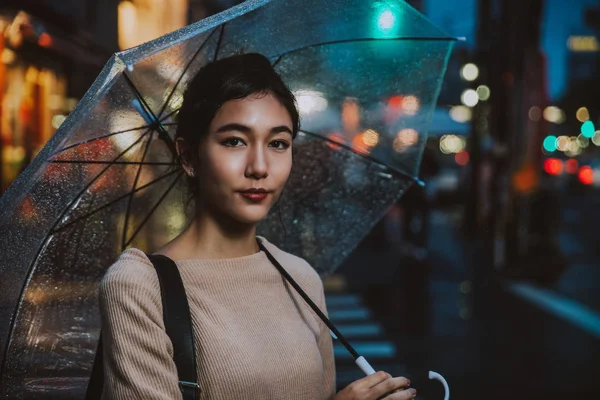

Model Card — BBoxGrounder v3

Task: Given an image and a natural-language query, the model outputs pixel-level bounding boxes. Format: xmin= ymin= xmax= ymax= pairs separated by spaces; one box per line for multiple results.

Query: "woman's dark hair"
xmin=175 ymin=52 xmax=300 ymax=205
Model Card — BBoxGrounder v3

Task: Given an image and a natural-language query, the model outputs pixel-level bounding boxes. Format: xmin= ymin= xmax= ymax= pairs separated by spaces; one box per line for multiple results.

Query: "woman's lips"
xmin=239 ymin=192 xmax=269 ymax=202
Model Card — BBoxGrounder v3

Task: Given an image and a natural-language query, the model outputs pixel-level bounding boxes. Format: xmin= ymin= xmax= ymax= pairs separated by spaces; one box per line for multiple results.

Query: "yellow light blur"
xmin=567 ymin=36 xmax=599 ymax=52
xmin=555 ymin=136 xmax=569 ymax=152
xmin=118 ymin=1 xmax=137 ymax=50
xmin=393 ymin=129 xmax=419 ymax=152
xmin=1 ymin=48 xmax=16 ymax=64
xmin=449 ymin=106 xmax=472 ymax=123
xmin=460 ymin=63 xmax=479 ymax=81
xmin=476 ymin=85 xmax=491 ymax=101
xmin=528 ymin=106 xmax=542 ymax=121
xmin=51 ymin=115 xmax=66 ymax=129
xmin=402 ymin=95 xmax=420 ymax=116
xmin=543 ymin=106 xmax=565 ymax=124
xmin=592 ymin=131 xmax=600 ymax=146
xmin=576 ymin=107 xmax=589 ymax=122
xmin=118 ymin=0 xmax=189 ymax=50
xmin=577 ymin=134 xmax=590 ymax=148
xmin=440 ymin=135 xmax=466 ymax=154
xmin=461 ymin=89 xmax=479 ymax=107
xmin=362 ymin=129 xmax=380 ymax=147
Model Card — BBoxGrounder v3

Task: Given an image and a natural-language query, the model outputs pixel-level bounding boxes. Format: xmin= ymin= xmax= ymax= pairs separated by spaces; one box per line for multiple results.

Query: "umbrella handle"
xmin=356 ymin=358 xmax=450 ymax=400
xmin=429 ymin=370 xmax=450 ymax=400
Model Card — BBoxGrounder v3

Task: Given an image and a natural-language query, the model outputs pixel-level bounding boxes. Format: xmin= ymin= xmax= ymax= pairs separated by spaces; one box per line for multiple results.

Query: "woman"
xmin=99 ymin=53 xmax=416 ymax=400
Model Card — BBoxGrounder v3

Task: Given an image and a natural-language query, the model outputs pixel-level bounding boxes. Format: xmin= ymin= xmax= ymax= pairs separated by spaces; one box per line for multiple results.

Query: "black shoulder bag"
xmin=86 ymin=254 xmax=199 ymax=400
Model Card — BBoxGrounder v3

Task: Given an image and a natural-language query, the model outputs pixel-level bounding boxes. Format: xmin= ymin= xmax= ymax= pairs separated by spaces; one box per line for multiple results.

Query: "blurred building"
xmin=0 ymin=0 xmax=119 ymax=192
xmin=566 ymin=35 xmax=599 ymax=83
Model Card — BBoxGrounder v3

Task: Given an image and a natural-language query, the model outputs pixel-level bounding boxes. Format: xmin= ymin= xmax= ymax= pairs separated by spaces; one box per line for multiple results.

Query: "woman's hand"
xmin=333 ymin=371 xmax=416 ymax=400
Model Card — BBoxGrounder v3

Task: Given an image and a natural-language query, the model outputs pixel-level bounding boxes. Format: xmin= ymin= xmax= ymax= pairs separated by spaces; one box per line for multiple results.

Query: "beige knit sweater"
xmin=99 ymin=236 xmax=336 ymax=400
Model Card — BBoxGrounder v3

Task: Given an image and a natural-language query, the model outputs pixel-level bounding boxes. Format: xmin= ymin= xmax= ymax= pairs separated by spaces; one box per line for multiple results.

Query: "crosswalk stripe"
xmin=335 ymin=323 xmax=384 ymax=337
xmin=325 ymin=294 xmax=363 ymax=308
xmin=334 ymin=341 xmax=397 ymax=359
xmin=329 ymin=308 xmax=371 ymax=321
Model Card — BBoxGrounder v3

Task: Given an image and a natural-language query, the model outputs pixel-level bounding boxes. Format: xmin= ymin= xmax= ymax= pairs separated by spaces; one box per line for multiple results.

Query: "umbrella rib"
xmin=48 ymin=129 xmax=153 ymax=234
xmin=121 ymin=130 xmax=156 ymax=250
xmin=157 ymin=26 xmax=221 ymax=120
xmin=271 ymin=55 xmax=284 ymax=68
xmin=123 ymin=73 xmax=177 ymax=157
xmin=124 ymin=171 xmax=184 ymax=248
xmin=213 ymin=23 xmax=226 ymax=62
xmin=49 ymin=160 xmax=178 ymax=166
xmin=50 ymin=169 xmax=180 ymax=236
xmin=51 ymin=125 xmax=151 ymax=156
xmin=271 ymin=36 xmax=457 ymax=61
xmin=299 ymin=129 xmax=422 ymax=185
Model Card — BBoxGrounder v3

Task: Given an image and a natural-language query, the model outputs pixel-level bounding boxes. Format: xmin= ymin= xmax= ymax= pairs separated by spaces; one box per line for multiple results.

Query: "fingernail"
xmin=410 ymin=388 xmax=417 ymax=396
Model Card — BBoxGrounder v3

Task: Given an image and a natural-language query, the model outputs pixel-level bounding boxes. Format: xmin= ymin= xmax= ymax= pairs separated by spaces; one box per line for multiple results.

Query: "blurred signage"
xmin=567 ymin=36 xmax=599 ymax=52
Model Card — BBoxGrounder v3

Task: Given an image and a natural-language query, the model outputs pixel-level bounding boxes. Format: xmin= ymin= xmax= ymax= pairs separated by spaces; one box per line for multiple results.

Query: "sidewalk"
xmin=326 ymin=206 xmax=600 ymax=399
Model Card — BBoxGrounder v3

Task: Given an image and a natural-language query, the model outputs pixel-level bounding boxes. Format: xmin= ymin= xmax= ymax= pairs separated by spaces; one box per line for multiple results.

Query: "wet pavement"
xmin=327 ymin=201 xmax=600 ymax=400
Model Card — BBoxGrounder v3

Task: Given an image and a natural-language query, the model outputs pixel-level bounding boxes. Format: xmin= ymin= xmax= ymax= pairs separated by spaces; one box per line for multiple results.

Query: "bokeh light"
xmin=565 ymin=159 xmax=579 ymax=174
xmin=402 ymin=95 xmax=420 ymax=116
xmin=529 ymin=106 xmax=542 ymax=121
xmin=476 ymin=85 xmax=491 ymax=101
xmin=342 ymin=98 xmax=360 ymax=133
xmin=455 ymin=150 xmax=469 ymax=166
xmin=555 ymin=136 xmax=569 ymax=152
xmin=294 ymin=90 xmax=328 ymax=115
xmin=543 ymin=135 xmax=557 ymax=152
xmin=393 ymin=128 xmax=419 ymax=152
xmin=544 ymin=158 xmax=563 ymax=175
xmin=543 ymin=106 xmax=565 ymax=124
xmin=576 ymin=107 xmax=589 ymax=122
xmin=581 ymin=120 xmax=595 ymax=138
xmin=578 ymin=166 xmax=594 ymax=185
xmin=460 ymin=63 xmax=479 ymax=81
xmin=449 ymin=106 xmax=472 ymax=123
xmin=577 ymin=134 xmax=590 ymax=148
xmin=461 ymin=89 xmax=479 ymax=107
xmin=362 ymin=129 xmax=380 ymax=147
xmin=440 ymin=135 xmax=466 ymax=154
xmin=593 ymin=131 xmax=600 ymax=146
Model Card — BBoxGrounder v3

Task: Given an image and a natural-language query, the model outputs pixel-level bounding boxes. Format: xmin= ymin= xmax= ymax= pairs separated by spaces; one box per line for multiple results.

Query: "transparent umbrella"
xmin=0 ymin=0 xmax=456 ymax=398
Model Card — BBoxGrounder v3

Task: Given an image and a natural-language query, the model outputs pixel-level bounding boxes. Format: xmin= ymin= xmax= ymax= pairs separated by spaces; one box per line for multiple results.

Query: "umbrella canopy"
xmin=0 ymin=0 xmax=454 ymax=396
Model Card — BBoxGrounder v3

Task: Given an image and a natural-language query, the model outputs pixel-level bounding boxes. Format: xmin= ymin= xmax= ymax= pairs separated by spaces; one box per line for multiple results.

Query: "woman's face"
xmin=191 ymin=92 xmax=294 ymax=225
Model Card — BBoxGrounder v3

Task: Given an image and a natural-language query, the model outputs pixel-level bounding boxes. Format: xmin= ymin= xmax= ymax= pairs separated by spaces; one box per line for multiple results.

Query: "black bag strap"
xmin=86 ymin=255 xmax=199 ymax=400
xmin=148 ymin=254 xmax=199 ymax=399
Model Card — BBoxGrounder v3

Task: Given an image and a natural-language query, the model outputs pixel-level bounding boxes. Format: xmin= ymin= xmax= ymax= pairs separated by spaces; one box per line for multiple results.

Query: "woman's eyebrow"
xmin=215 ymin=123 xmax=251 ymax=133
xmin=270 ymin=126 xmax=293 ymax=135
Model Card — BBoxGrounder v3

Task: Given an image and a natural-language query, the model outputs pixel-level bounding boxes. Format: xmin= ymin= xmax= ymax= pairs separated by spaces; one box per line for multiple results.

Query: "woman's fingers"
xmin=381 ymin=387 xmax=417 ymax=400
xmin=357 ymin=371 xmax=393 ymax=389
xmin=371 ymin=376 xmax=412 ymax=399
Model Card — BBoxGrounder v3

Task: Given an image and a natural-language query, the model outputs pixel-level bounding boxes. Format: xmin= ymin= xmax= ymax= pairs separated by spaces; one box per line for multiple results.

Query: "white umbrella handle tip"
xmin=428 ymin=370 xmax=450 ymax=400
xmin=355 ymin=356 xmax=376 ymax=376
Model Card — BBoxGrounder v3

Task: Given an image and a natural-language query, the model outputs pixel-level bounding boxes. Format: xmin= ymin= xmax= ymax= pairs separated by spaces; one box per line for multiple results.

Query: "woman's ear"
xmin=176 ymin=138 xmax=196 ymax=178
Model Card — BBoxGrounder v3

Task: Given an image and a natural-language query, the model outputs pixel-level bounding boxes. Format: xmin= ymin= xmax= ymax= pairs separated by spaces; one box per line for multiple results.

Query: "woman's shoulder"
xmin=258 ymin=236 xmax=323 ymax=292
xmin=100 ymin=248 xmax=158 ymax=291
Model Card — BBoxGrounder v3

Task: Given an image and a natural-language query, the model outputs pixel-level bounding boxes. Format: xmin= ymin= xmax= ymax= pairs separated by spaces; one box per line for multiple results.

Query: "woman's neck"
xmin=158 ymin=208 xmax=259 ymax=261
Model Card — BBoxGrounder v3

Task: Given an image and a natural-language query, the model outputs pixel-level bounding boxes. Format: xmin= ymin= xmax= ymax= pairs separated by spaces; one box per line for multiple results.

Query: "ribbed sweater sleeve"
xmin=99 ymin=259 xmax=182 ymax=400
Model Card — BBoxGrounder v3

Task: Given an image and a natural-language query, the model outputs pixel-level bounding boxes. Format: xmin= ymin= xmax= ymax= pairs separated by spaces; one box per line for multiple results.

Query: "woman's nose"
xmin=245 ymin=146 xmax=268 ymax=179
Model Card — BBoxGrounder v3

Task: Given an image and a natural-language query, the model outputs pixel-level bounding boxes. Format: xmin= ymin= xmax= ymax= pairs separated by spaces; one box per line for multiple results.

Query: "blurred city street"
xmin=326 ymin=192 xmax=600 ymax=399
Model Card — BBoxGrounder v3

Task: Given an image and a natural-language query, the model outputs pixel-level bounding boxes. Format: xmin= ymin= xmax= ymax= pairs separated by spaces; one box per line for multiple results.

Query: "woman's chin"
xmin=231 ymin=208 xmax=271 ymax=226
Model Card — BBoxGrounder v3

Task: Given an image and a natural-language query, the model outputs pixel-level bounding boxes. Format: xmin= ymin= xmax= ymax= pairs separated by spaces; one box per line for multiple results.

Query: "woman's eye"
xmin=222 ymin=138 xmax=245 ymax=147
xmin=270 ymin=140 xmax=290 ymax=150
